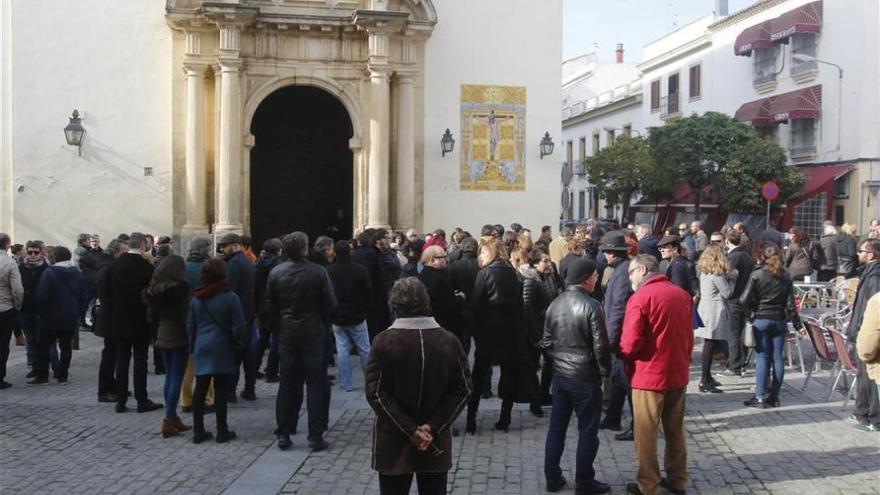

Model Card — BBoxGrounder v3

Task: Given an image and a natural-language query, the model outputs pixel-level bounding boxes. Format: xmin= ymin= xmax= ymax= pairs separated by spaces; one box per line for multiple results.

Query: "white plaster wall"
xmin=641 ymin=0 xmax=880 ymax=163
xmin=9 ymin=0 xmax=172 ymax=245
xmin=422 ymin=0 xmax=563 ymax=235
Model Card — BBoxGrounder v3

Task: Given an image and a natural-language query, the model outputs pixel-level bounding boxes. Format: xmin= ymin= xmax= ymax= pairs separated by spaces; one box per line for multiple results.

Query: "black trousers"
xmin=194 ymin=374 xmax=231 ymax=434
xmin=727 ymin=303 xmax=748 ymax=372
xmin=0 ymin=309 xmax=16 ymax=382
xmin=98 ymin=337 xmax=117 ymax=396
xmin=35 ymin=329 xmax=73 ymax=380
xmin=604 ymin=355 xmax=632 ymax=428
xmin=854 ymin=357 xmax=880 ymax=419
xmin=378 ymin=472 xmax=447 ymax=495
xmin=540 ymin=351 xmax=554 ymax=400
xmin=115 ymin=339 xmax=150 ymax=405
xmin=233 ymin=323 xmax=256 ymax=394
xmin=275 ymin=344 xmax=327 ymax=441
xmin=701 ymin=339 xmax=723 ymax=383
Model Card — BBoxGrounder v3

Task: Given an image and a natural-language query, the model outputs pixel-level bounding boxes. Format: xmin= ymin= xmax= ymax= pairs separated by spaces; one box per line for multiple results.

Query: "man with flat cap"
xmin=217 ymin=233 xmax=257 ymax=402
xmin=658 ymin=235 xmax=696 ymax=296
xmin=541 ymin=258 xmax=611 ymax=495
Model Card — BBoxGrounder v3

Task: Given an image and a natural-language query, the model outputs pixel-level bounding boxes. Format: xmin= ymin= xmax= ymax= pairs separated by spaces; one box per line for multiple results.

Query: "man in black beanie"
xmin=541 ymin=258 xmax=612 ymax=495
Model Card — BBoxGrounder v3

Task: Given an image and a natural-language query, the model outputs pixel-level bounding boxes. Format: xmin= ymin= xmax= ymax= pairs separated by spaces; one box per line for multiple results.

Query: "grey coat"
xmin=696 ymin=272 xmax=734 ymax=340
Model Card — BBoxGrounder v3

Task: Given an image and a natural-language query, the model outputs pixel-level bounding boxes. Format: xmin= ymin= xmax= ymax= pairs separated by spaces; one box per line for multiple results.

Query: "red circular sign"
xmin=761 ymin=181 xmax=780 ymax=201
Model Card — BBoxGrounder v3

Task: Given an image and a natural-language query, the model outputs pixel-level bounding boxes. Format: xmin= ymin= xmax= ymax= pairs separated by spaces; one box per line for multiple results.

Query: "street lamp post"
xmin=792 ymin=54 xmax=842 ymax=154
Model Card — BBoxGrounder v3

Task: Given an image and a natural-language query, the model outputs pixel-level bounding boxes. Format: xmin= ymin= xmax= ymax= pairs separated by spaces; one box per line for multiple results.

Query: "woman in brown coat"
xmin=365 ymin=277 xmax=471 ymax=495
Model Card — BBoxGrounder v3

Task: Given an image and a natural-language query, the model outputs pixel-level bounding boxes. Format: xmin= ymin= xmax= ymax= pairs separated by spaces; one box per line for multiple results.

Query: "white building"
xmin=564 ymin=0 xmax=880 ymax=238
xmin=561 ymin=46 xmax=642 ymax=223
xmin=0 ymin=0 xmax=562 ymax=247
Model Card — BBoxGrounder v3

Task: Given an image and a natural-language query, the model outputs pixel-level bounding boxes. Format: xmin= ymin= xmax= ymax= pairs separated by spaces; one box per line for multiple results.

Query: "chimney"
xmin=716 ymin=0 xmax=729 ymax=16
xmin=615 ymin=43 xmax=624 ymax=63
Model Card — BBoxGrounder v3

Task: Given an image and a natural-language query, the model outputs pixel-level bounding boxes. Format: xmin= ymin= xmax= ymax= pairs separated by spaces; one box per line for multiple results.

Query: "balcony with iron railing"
xmin=659 ymin=92 xmax=680 ymax=119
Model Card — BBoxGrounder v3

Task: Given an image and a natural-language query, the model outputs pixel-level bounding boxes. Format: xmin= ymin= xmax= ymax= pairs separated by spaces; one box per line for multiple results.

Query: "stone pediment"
xmin=166 ymin=0 xmax=436 ymax=27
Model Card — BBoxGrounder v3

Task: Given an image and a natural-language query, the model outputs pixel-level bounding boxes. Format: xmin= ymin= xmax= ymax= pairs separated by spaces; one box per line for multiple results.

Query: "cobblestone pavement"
xmin=1 ymin=332 xmax=878 ymax=494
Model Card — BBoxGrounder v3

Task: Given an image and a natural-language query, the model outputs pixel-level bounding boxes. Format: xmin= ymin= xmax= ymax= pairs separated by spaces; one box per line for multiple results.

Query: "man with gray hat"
xmin=598 ymin=231 xmax=636 ymax=441
xmin=658 ymin=235 xmax=695 ymax=295
xmin=541 ymin=257 xmax=611 ymax=494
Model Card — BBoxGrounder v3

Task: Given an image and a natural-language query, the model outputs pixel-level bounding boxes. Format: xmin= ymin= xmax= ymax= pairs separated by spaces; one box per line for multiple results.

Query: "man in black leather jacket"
xmin=541 ymin=258 xmax=611 ymax=495
xmin=263 ymin=232 xmax=337 ymax=451
xmin=725 ymin=230 xmax=756 ymax=376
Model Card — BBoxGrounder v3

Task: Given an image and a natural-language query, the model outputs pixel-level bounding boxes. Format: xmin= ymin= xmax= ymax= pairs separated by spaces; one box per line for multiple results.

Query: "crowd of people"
xmin=0 ymin=215 xmax=878 ymax=495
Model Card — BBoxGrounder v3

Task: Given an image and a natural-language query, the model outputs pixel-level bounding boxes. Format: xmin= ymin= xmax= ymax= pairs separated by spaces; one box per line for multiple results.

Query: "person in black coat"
xmin=18 ymin=241 xmax=50 ymax=373
xmin=636 ymin=224 xmax=661 ymax=262
xmin=448 ymin=237 xmax=480 ymax=355
xmin=846 ymin=239 xmax=880 ymax=428
xmin=29 ymin=247 xmax=88 ymax=384
xmin=418 ymin=246 xmax=463 ymax=343
xmin=263 ymin=232 xmax=337 ymax=451
xmin=465 ymin=239 xmax=533 ymax=434
xmin=658 ymin=235 xmax=696 ymax=295
xmin=255 ymin=238 xmax=283 ymax=381
xmin=520 ymin=248 xmax=560 ymax=417
xmin=327 ymin=240 xmax=372 ymax=392
xmin=218 ymin=233 xmax=258 ymax=401
xmin=94 ymin=239 xmax=126 ymax=402
xmin=352 ymin=230 xmax=390 ymax=340
xmin=108 ymin=233 xmax=162 ymax=413
xmin=725 ymin=230 xmax=756 ymax=375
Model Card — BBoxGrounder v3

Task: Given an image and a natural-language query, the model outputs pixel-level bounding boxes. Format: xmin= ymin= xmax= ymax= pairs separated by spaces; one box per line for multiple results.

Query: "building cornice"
xmin=637 ymin=36 xmax=711 ymax=73
xmin=708 ymin=0 xmax=789 ymax=32
xmin=563 ymin=94 xmax=642 ymax=128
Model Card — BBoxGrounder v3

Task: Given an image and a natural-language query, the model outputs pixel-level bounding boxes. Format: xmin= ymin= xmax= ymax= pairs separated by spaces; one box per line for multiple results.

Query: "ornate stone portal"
xmin=165 ymin=0 xmax=436 ymax=239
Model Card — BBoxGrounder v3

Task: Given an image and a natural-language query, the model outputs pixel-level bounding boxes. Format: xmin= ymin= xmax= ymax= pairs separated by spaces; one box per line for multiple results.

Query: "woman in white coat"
xmin=696 ymin=244 xmax=738 ymax=393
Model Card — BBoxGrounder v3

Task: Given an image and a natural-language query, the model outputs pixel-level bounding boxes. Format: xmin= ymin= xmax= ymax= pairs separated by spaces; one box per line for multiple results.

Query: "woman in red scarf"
xmin=186 ymin=258 xmax=246 ymax=444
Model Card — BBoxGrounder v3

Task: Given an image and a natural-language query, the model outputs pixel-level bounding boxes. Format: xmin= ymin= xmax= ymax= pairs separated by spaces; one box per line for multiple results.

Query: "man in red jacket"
xmin=620 ymin=255 xmax=694 ymax=495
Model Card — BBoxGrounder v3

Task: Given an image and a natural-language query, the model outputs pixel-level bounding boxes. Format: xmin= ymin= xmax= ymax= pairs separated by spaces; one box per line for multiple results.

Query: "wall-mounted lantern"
xmin=539 ymin=131 xmax=555 ymax=159
xmin=441 ymin=128 xmax=455 ymax=157
xmin=64 ymin=109 xmax=86 ymax=156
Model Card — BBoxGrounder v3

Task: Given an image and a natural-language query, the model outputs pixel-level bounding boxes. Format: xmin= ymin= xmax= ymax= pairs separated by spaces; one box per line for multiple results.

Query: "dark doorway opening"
xmin=250 ymin=85 xmax=353 ymax=248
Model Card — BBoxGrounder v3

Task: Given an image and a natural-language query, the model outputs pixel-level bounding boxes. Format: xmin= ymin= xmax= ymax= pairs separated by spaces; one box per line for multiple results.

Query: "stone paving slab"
xmin=1 ymin=332 xmax=878 ymax=495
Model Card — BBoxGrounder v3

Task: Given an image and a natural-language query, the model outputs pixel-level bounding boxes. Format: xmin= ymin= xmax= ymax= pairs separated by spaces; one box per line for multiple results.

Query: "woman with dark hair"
xmin=187 ymin=258 xmax=245 ymax=443
xmin=147 ymin=255 xmax=193 ymax=438
xmin=739 ymin=245 xmax=802 ymax=408
xmin=466 ymin=239 xmax=534 ymax=433
xmin=784 ymin=228 xmax=817 ymax=281
xmin=520 ymin=248 xmax=560 ymax=417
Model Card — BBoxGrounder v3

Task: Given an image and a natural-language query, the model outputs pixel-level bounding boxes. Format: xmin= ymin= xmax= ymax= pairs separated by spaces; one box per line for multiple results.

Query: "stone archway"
xmin=248 ymin=85 xmax=355 ymax=247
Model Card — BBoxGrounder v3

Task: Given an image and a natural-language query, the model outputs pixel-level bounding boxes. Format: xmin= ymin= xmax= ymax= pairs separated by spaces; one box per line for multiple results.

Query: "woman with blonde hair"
xmin=695 ymin=244 xmax=737 ymax=393
xmin=837 ymin=223 xmax=859 ymax=278
xmin=466 ymin=239 xmax=533 ymax=433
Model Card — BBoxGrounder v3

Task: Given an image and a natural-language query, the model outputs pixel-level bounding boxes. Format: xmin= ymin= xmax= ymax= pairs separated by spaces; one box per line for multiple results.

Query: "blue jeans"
xmin=753 ymin=319 xmax=786 ymax=398
xmin=161 ymin=346 xmax=189 ymax=420
xmin=332 ymin=321 xmax=371 ymax=391
xmin=19 ymin=312 xmax=57 ymax=371
xmin=544 ymin=375 xmax=603 ymax=490
xmin=275 ymin=344 xmax=327 ymax=441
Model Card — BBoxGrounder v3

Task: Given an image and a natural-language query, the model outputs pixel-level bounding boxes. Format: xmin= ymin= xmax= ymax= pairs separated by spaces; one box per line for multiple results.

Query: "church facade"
xmin=0 ymin=0 xmax=562 ymax=246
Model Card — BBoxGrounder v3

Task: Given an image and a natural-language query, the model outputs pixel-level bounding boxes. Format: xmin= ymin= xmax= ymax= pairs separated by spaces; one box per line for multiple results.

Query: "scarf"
xmin=24 ymin=257 xmax=46 ymax=268
xmin=193 ymin=280 xmax=230 ymax=300
xmin=186 ymin=252 xmax=210 ymax=263
xmin=53 ymin=260 xmax=75 ymax=268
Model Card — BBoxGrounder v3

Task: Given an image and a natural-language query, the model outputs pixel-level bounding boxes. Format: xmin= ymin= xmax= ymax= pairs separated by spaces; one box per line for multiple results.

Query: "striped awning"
xmin=735 ymin=97 xmax=776 ymax=127
xmin=768 ymin=85 xmax=822 ymax=124
xmin=770 ymin=0 xmax=823 ymax=43
xmin=734 ymin=21 xmax=773 ymax=56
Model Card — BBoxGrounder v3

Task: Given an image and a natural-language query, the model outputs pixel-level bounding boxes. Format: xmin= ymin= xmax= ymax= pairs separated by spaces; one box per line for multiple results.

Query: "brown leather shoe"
xmin=161 ymin=419 xmax=179 ymax=438
xmin=172 ymin=416 xmax=192 ymax=432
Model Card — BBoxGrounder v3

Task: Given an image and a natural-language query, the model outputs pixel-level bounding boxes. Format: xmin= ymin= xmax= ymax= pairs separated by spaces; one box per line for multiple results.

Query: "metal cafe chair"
xmin=828 ymin=328 xmax=860 ymax=408
xmin=801 ymin=321 xmax=838 ymax=393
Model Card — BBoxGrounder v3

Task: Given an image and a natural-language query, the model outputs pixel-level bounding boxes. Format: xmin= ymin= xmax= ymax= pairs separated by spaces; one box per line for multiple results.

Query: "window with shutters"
xmin=650 ymin=79 xmax=660 ymax=112
xmin=689 ymin=64 xmax=701 ymax=99
xmin=592 ymin=132 xmax=600 ymax=155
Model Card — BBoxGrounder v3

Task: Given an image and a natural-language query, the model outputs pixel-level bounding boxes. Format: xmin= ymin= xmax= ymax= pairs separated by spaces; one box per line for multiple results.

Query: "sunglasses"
xmin=27 ymin=250 xmax=41 ymax=255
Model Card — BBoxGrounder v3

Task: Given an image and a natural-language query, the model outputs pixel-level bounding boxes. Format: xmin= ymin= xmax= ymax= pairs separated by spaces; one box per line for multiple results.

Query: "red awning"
xmin=734 ymin=21 xmax=773 ymax=56
xmin=735 ymin=97 xmax=776 ymax=127
xmin=770 ymin=0 xmax=823 ymax=42
xmin=769 ymin=85 xmax=821 ymax=123
xmin=797 ymin=164 xmax=853 ymax=200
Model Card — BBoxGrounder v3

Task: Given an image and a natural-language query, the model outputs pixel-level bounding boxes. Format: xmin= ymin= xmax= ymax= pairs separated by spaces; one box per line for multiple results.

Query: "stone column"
xmin=367 ymin=65 xmax=391 ymax=229
xmin=214 ymin=24 xmax=243 ymax=234
xmin=393 ymin=71 xmax=416 ymax=229
xmin=182 ymin=60 xmax=209 ymax=234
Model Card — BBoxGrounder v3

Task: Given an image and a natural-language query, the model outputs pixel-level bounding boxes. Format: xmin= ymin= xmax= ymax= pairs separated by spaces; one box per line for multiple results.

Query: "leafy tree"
xmin=648 ymin=112 xmax=755 ymax=214
xmin=718 ymin=137 xmax=806 ymax=213
xmin=584 ymin=135 xmax=673 ymax=222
